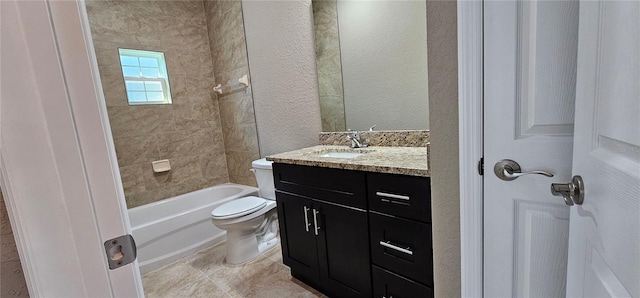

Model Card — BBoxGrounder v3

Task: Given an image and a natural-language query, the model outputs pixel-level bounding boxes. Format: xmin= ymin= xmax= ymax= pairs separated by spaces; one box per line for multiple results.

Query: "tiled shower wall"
xmin=312 ymin=0 xmax=346 ymax=132
xmin=0 ymin=189 xmax=29 ymax=297
xmin=204 ymin=0 xmax=260 ymax=187
xmin=86 ymin=0 xmax=259 ymax=208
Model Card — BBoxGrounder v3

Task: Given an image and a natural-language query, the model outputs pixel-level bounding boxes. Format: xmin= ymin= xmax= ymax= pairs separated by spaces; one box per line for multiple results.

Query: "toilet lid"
xmin=211 ymin=196 xmax=267 ymax=220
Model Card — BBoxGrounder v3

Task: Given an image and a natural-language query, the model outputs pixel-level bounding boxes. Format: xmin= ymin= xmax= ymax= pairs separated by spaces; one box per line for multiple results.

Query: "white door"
xmin=1 ymin=1 xmax=143 ymax=296
xmin=484 ymin=0 xmax=579 ymax=296
xmin=566 ymin=0 xmax=640 ymax=296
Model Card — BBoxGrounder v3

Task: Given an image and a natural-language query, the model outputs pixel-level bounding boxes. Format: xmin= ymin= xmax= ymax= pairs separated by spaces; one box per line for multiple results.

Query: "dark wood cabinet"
xmin=372 ymin=266 xmax=433 ymax=298
xmin=275 ymin=191 xmax=320 ymax=287
xmin=316 ymin=200 xmax=371 ymax=298
xmin=369 ymin=212 xmax=433 ymax=286
xmin=274 ymin=163 xmax=371 ymax=298
xmin=274 ymin=163 xmax=432 ymax=298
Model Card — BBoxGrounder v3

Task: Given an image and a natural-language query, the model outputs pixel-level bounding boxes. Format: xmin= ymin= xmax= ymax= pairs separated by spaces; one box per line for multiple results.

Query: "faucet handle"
xmin=369 ymin=125 xmax=376 ymax=131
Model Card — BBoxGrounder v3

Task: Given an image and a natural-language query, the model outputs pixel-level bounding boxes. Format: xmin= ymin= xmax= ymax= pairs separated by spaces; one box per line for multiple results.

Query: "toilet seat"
xmin=211 ymin=196 xmax=267 ymax=220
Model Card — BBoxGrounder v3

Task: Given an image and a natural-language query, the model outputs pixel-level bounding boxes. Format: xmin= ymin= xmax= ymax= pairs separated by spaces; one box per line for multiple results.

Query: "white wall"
xmin=242 ymin=0 xmax=323 ymax=156
xmin=338 ymin=0 xmax=429 ymax=131
xmin=426 ymin=1 xmax=461 ymax=297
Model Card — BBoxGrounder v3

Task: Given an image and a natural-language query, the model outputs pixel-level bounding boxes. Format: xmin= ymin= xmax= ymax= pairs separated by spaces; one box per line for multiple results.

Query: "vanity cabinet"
xmin=273 ymin=163 xmax=432 ymax=298
xmin=367 ymin=172 xmax=433 ymax=295
xmin=274 ymin=164 xmax=372 ymax=298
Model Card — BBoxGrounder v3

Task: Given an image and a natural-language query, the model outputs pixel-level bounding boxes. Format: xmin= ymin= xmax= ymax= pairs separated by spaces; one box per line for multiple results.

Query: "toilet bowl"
xmin=210 ymin=158 xmax=278 ymax=264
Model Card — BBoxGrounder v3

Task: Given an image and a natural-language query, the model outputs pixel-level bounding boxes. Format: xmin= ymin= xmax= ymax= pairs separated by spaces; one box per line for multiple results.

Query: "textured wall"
xmin=86 ymin=0 xmax=229 ymax=208
xmin=426 ymin=0 xmax=461 ymax=297
xmin=0 ymin=189 xmax=29 ymax=297
xmin=338 ymin=0 xmax=429 ymax=131
xmin=312 ymin=0 xmax=346 ymax=132
xmin=204 ymin=0 xmax=260 ymax=187
xmin=242 ymin=0 xmax=323 ymax=156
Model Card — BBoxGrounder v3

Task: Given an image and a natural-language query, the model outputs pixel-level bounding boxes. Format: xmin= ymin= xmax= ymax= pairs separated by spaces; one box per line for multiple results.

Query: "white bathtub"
xmin=128 ymin=183 xmax=259 ymax=274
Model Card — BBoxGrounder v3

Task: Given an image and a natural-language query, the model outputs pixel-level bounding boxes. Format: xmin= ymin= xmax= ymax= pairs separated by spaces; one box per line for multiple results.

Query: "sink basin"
xmin=317 ymin=152 xmax=363 ymax=159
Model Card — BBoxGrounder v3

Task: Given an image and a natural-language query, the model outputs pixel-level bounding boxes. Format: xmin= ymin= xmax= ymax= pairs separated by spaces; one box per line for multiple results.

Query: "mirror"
xmin=312 ymin=0 xmax=429 ymax=132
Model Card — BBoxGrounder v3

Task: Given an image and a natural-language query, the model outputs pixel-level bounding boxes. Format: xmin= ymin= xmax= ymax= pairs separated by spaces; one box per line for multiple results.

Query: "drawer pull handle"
xmin=303 ymin=206 xmax=311 ymax=232
xmin=376 ymin=191 xmax=410 ymax=201
xmin=379 ymin=240 xmax=413 ymax=255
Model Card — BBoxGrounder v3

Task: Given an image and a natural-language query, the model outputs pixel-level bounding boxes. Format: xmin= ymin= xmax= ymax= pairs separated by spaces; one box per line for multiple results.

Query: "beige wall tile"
xmin=107 ymin=106 xmax=176 ymax=138
xmin=226 ymin=150 xmax=260 ymax=187
xmin=222 ymin=124 xmax=260 ymax=153
xmin=201 ymin=153 xmax=230 ymax=180
xmin=141 ymin=155 xmax=203 ymax=191
xmin=113 ymin=135 xmax=160 ymax=166
xmin=87 ymin=0 xmax=231 ymax=207
xmin=313 ymin=0 xmax=345 ymax=132
xmin=100 ymin=75 xmax=128 ymax=107
xmin=218 ymin=92 xmax=257 ymax=128
xmin=89 ymin=0 xmax=264 ymax=207
xmin=205 ymin=0 xmax=261 ymax=188
xmin=119 ymin=164 xmax=146 ymax=195
xmin=173 ymin=102 xmax=221 ymax=132
xmin=157 ymin=129 xmax=218 ymax=160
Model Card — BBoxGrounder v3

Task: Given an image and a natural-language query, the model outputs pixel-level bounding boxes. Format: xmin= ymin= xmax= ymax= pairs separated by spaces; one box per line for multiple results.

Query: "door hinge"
xmin=478 ymin=157 xmax=484 ymax=176
xmin=104 ymin=234 xmax=137 ymax=270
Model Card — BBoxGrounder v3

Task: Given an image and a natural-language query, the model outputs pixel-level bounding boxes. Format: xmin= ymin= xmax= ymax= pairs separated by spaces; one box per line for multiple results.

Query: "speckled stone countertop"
xmin=266 ymin=145 xmax=430 ymax=177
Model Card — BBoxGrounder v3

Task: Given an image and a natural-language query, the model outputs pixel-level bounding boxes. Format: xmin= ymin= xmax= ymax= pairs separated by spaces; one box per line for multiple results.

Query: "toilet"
xmin=210 ymin=158 xmax=278 ymax=264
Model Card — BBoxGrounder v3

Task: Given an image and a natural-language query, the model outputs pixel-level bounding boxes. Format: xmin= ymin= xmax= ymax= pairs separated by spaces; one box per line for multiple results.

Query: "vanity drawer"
xmin=273 ymin=163 xmax=367 ymax=209
xmin=369 ymin=212 xmax=432 ymax=286
xmin=367 ymin=173 xmax=431 ymax=222
xmin=372 ymin=265 xmax=433 ymax=298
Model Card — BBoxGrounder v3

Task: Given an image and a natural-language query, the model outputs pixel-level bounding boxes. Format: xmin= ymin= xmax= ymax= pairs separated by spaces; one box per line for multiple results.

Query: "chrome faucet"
xmin=346 ymin=129 xmax=369 ymax=148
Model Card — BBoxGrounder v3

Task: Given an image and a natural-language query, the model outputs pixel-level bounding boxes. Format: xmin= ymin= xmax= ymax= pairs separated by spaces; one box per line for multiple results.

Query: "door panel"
xmin=513 ymin=201 xmax=569 ymax=297
xmin=316 ymin=200 xmax=371 ymax=298
xmin=516 ymin=0 xmax=579 ymax=137
xmin=275 ymin=191 xmax=320 ymax=283
xmin=484 ymin=0 xmax=579 ymax=296
xmin=567 ymin=1 xmax=640 ymax=297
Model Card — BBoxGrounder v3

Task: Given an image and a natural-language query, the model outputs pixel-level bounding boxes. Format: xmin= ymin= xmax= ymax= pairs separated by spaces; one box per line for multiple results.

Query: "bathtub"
xmin=128 ymin=183 xmax=259 ymax=274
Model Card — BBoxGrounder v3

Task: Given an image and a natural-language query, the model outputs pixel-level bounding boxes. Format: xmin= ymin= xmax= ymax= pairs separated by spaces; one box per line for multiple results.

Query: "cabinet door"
xmin=315 ymin=200 xmax=372 ymax=298
xmin=275 ymin=191 xmax=320 ymax=285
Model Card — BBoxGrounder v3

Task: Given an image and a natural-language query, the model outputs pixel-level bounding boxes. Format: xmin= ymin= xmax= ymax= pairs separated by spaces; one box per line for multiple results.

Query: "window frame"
xmin=118 ymin=48 xmax=172 ymax=105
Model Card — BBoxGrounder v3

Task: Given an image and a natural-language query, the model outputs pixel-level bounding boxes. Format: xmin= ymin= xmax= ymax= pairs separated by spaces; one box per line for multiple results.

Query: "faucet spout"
xmin=346 ymin=130 xmax=368 ymax=148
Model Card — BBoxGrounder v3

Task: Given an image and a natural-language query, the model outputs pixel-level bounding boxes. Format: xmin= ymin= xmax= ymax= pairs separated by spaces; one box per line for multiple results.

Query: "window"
xmin=118 ymin=49 xmax=172 ymax=105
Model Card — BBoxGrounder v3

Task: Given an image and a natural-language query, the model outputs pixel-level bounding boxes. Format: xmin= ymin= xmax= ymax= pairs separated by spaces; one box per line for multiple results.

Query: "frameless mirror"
xmin=312 ymin=0 xmax=429 ymax=132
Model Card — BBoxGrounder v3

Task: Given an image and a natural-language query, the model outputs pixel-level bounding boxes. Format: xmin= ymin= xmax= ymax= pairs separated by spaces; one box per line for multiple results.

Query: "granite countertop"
xmin=266 ymin=145 xmax=430 ymax=177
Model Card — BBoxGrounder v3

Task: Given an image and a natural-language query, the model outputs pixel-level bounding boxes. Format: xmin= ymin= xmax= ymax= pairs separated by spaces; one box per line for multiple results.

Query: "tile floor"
xmin=142 ymin=241 xmax=327 ymax=298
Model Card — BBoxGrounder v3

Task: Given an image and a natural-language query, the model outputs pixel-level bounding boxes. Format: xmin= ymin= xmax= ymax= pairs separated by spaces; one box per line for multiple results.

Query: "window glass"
xmin=140 ymin=67 xmax=159 ymax=78
xmin=118 ymin=49 xmax=172 ymax=105
xmin=125 ymin=81 xmax=145 ymax=91
xmin=144 ymin=81 xmax=163 ymax=91
xmin=139 ymin=57 xmax=158 ymax=68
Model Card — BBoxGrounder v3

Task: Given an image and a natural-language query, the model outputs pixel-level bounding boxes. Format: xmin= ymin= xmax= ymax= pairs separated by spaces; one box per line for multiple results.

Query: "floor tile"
xmin=143 ymin=259 xmax=229 ymax=297
xmin=142 ymin=240 xmax=321 ymax=298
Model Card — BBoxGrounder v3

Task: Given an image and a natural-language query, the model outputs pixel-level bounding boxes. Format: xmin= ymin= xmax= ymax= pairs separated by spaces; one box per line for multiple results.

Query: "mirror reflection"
xmin=312 ymin=0 xmax=430 ymax=132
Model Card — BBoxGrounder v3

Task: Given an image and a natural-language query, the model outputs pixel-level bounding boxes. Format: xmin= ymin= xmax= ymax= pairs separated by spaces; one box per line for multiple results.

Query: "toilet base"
xmin=224 ymin=230 xmax=278 ymax=265
xmin=222 ymin=210 xmax=279 ymax=265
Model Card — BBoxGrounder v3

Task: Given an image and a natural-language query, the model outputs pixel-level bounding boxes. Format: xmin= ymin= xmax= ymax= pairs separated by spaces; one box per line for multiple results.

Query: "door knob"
xmin=551 ymin=175 xmax=584 ymax=206
xmin=494 ymin=159 xmax=554 ymax=181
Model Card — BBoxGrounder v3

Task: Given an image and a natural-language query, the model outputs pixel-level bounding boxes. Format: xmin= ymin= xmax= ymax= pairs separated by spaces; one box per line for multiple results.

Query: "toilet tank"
xmin=252 ymin=158 xmax=275 ymax=200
